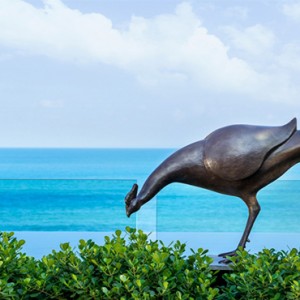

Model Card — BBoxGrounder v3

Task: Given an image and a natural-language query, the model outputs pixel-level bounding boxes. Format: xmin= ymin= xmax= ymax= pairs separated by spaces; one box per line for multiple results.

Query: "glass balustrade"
xmin=0 ymin=179 xmax=136 ymax=231
xmin=155 ymin=180 xmax=300 ymax=233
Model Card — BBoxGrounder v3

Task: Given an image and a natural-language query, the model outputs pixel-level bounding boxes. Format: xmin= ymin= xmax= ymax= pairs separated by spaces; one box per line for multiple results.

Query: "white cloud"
xmin=0 ymin=0 xmax=263 ymax=94
xmin=224 ymin=24 xmax=275 ymax=56
xmin=278 ymin=43 xmax=300 ymax=71
xmin=283 ymin=2 xmax=300 ymax=21
xmin=0 ymin=0 xmax=125 ymax=64
xmin=0 ymin=0 xmax=300 ymax=106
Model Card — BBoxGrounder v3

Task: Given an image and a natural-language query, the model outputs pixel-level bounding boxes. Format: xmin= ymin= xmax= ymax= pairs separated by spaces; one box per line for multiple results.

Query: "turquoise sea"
xmin=1 ymin=148 xmax=300 ymax=233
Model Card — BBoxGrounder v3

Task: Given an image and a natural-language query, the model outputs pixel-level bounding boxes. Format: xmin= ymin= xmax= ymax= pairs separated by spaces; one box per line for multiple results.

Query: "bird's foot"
xmin=125 ymin=184 xmax=140 ymax=217
xmin=218 ymin=249 xmax=237 ymax=258
xmin=218 ymin=250 xmax=237 ymax=264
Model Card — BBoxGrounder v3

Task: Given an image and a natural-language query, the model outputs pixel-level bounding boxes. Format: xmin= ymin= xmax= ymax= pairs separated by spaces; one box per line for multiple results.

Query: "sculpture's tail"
xmin=125 ymin=183 xmax=138 ymax=206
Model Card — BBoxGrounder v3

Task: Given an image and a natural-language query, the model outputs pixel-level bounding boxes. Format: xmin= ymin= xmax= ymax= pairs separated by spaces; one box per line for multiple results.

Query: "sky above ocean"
xmin=0 ymin=0 xmax=300 ymax=148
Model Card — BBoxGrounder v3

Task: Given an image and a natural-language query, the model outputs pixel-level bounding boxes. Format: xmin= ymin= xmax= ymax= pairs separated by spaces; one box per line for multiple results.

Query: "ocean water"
xmin=1 ymin=148 xmax=300 ymax=233
xmin=0 ymin=179 xmax=136 ymax=231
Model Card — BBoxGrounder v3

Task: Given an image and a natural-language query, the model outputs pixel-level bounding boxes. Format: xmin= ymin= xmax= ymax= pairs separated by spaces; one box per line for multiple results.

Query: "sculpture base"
xmin=209 ymin=255 xmax=232 ymax=271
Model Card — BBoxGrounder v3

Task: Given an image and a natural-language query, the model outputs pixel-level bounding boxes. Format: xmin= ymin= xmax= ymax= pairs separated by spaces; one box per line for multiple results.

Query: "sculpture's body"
xmin=125 ymin=118 xmax=298 ymax=259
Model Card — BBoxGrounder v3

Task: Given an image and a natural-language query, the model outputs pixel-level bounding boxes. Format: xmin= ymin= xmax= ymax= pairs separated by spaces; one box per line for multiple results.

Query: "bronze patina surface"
xmin=125 ymin=118 xmax=298 ymax=260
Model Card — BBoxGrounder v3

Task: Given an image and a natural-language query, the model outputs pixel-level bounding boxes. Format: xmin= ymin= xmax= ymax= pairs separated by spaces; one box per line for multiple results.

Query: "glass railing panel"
xmin=0 ymin=179 xmax=136 ymax=231
xmin=155 ymin=180 xmax=300 ymax=233
xmin=254 ymin=180 xmax=300 ymax=232
xmin=136 ymin=196 xmax=157 ymax=235
xmin=2 ymin=179 xmax=299 ymax=234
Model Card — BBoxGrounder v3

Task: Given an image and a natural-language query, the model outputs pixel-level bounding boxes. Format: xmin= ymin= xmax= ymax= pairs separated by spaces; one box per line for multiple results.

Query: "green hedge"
xmin=1 ymin=229 xmax=300 ymax=299
xmin=222 ymin=248 xmax=300 ymax=300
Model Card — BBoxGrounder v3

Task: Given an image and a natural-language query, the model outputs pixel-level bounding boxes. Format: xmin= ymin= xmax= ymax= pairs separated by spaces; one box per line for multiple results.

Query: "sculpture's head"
xmin=125 ymin=183 xmax=139 ymax=217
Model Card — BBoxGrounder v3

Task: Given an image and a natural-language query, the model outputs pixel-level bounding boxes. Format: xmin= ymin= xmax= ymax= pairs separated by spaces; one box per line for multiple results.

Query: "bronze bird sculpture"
xmin=125 ymin=118 xmax=298 ymax=259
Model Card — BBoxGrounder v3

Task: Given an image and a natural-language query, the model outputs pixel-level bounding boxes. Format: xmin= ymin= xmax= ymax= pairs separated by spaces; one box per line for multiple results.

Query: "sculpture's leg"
xmin=219 ymin=195 xmax=260 ymax=262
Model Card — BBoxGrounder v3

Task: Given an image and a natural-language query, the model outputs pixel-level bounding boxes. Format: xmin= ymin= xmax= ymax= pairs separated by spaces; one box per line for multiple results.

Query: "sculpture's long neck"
xmin=134 ymin=141 xmax=205 ymax=206
xmin=136 ymin=163 xmax=174 ymax=205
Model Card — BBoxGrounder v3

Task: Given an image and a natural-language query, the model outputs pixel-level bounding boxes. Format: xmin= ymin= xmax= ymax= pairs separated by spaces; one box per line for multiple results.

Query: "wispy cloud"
xmin=283 ymin=2 xmax=300 ymax=21
xmin=224 ymin=24 xmax=275 ymax=56
xmin=0 ymin=1 xmax=260 ymax=92
xmin=0 ymin=0 xmax=300 ymax=105
xmin=40 ymin=99 xmax=64 ymax=109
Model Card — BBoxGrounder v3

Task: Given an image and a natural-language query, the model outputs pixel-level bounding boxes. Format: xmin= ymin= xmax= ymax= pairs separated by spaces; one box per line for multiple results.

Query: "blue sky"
xmin=1 ymin=0 xmax=300 ymax=147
